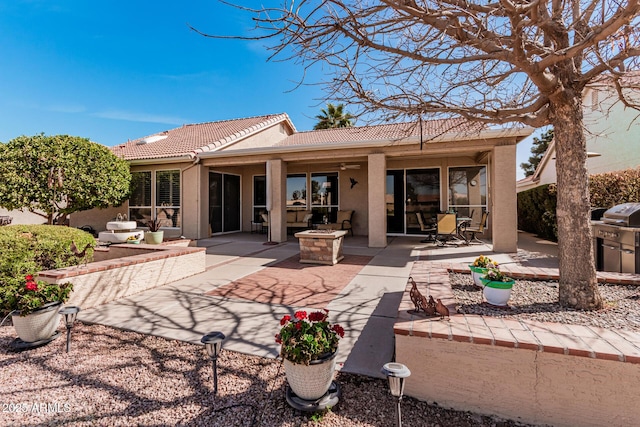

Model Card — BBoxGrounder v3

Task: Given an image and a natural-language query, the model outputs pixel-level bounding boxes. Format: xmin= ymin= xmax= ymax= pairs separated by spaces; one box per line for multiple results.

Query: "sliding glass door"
xmin=386 ymin=168 xmax=440 ymax=234
xmin=209 ymin=172 xmax=240 ymax=234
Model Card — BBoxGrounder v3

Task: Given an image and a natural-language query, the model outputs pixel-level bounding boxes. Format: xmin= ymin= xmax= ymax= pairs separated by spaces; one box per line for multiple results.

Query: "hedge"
xmin=0 ymin=225 xmax=95 ymax=315
xmin=517 ymin=184 xmax=558 ymax=241
xmin=518 ymin=167 xmax=640 ymax=241
xmin=589 ymin=167 xmax=640 ymax=209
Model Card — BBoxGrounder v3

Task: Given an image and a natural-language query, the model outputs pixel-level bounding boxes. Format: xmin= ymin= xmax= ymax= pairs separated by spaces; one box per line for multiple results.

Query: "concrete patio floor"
xmin=78 ymin=232 xmax=556 ymax=379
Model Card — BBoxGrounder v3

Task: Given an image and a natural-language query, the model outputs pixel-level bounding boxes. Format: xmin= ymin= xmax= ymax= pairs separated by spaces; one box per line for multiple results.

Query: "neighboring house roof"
xmin=517 ymin=73 xmax=640 ymax=191
xmin=111 ymin=113 xmax=294 ymax=161
xmin=277 ymin=117 xmax=486 ymax=147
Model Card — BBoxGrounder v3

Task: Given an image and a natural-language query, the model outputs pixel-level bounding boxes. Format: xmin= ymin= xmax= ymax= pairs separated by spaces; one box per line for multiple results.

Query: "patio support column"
xmin=368 ymin=152 xmax=387 ymax=248
xmin=267 ymin=159 xmax=287 ymax=243
xmin=491 ymin=144 xmax=517 ymax=252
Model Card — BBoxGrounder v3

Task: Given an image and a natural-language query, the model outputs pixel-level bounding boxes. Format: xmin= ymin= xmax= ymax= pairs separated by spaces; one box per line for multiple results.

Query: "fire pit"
xmin=294 ymin=229 xmax=347 ymax=265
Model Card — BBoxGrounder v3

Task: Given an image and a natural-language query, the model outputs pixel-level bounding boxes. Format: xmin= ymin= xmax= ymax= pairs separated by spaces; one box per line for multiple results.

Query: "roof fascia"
xmin=127 ymin=155 xmax=193 ymax=166
xmin=531 ymin=139 xmax=556 ymax=181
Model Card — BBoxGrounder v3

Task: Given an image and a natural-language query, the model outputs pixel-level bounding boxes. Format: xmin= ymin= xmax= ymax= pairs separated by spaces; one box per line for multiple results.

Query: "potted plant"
xmin=469 ymin=255 xmax=498 ymax=287
xmin=126 ymin=233 xmax=142 ymax=244
xmin=145 ymin=218 xmax=164 ymax=244
xmin=8 ymin=274 xmax=73 ymax=343
xmin=276 ymin=309 xmax=344 ymax=400
xmin=480 ymin=268 xmax=515 ymax=306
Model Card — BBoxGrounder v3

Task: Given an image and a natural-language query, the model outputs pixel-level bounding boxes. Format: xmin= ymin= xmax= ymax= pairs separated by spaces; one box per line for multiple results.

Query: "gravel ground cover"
xmin=0 ymin=323 xmax=534 ymax=427
xmin=450 ymin=273 xmax=640 ymax=332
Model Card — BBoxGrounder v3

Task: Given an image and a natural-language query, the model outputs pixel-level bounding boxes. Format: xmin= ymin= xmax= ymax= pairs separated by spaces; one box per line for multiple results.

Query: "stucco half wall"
xmin=396 ymin=335 xmax=640 ymax=427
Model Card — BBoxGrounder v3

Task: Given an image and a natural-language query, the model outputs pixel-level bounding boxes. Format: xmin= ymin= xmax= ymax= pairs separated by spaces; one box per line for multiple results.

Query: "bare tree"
xmin=197 ymin=0 xmax=640 ymax=309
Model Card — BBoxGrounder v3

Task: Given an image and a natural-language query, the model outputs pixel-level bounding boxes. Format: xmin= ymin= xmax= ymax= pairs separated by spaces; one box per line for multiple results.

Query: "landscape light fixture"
xmin=201 ymin=331 xmax=225 ymax=395
xmin=381 ymin=362 xmax=411 ymax=427
xmin=59 ymin=306 xmax=81 ymax=353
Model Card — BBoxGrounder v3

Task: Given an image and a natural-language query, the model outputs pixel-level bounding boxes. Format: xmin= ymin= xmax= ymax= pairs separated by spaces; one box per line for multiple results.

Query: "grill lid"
xmin=602 ymin=203 xmax=640 ymax=227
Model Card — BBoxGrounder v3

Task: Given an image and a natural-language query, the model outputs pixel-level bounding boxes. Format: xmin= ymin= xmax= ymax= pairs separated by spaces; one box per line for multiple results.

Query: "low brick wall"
xmin=38 ymin=244 xmax=206 ymax=310
xmin=395 ymin=262 xmax=640 ymax=427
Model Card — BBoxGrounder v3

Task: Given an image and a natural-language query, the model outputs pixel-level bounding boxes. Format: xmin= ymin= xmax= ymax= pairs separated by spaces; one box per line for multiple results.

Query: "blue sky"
xmin=0 ymin=0 xmax=536 ymax=179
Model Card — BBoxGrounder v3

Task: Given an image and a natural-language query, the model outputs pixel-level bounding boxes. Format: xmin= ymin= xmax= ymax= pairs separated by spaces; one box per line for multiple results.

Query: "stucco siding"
xmin=397 ymin=335 xmax=640 ymax=427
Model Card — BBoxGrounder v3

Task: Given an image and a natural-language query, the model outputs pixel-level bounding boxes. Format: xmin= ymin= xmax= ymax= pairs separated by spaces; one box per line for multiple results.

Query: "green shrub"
xmin=517 ymin=184 xmax=558 ymax=241
xmin=590 ymin=167 xmax=640 ymax=208
xmin=518 ymin=167 xmax=640 ymax=242
xmin=0 ymin=225 xmax=94 ymax=315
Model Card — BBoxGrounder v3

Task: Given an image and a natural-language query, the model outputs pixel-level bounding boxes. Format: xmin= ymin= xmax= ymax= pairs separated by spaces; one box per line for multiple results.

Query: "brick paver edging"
xmin=448 ymin=262 xmax=640 ymax=285
xmin=394 ymin=261 xmax=640 ymax=364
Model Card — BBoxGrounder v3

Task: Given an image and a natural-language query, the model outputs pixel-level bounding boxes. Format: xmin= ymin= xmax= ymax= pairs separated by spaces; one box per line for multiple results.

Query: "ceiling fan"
xmin=337 ymin=163 xmax=361 ymax=170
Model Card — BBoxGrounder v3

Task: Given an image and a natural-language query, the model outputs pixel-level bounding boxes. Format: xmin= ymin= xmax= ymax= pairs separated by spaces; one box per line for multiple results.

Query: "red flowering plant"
xmin=275 ymin=309 xmax=344 ymax=365
xmin=3 ymin=274 xmax=73 ymax=316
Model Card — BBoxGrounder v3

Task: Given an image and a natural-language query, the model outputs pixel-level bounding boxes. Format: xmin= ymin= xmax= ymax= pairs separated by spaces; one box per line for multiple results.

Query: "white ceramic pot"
xmin=481 ymin=279 xmax=515 ymax=306
xmin=469 ymin=265 xmax=488 ymax=287
xmin=283 ymin=352 xmax=337 ymax=400
xmin=12 ymin=302 xmax=61 ymax=342
xmin=145 ymin=231 xmax=164 ymax=244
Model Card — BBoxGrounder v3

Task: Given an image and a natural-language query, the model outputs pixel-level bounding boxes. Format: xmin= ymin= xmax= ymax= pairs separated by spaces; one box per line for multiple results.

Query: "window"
xmin=286 ymin=174 xmax=307 ymax=208
xmin=448 ymin=166 xmax=487 ymax=224
xmin=129 ymin=171 xmax=151 ymax=227
xmin=253 ymin=175 xmax=267 ymax=222
xmin=128 ymin=170 xmax=181 ymax=228
xmin=156 ymin=170 xmax=181 ymax=228
xmin=311 ymin=172 xmax=339 ymax=223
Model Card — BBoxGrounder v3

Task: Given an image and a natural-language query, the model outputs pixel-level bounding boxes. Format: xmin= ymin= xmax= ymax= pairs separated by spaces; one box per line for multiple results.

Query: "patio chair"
xmin=465 ymin=211 xmax=489 ymax=244
xmin=435 ymin=213 xmax=460 ymax=246
xmin=416 ymin=212 xmax=436 ymax=242
xmin=317 ymin=210 xmax=354 ymax=236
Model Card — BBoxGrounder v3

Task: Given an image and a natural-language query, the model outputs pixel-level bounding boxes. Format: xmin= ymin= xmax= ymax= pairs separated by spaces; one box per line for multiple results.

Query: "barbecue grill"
xmin=592 ymin=203 xmax=640 ymax=274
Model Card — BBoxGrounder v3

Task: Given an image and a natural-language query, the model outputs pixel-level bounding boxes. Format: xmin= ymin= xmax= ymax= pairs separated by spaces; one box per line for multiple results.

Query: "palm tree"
xmin=313 ymin=103 xmax=354 ymax=130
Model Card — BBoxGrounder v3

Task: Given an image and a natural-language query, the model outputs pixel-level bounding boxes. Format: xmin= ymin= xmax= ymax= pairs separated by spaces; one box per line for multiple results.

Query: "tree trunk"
xmin=550 ymin=89 xmax=603 ymax=310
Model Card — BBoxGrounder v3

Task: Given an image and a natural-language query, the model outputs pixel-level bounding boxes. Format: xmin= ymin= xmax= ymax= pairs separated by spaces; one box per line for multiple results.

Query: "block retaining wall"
xmin=395 ymin=262 xmax=640 ymax=427
xmin=38 ymin=244 xmax=206 ymax=310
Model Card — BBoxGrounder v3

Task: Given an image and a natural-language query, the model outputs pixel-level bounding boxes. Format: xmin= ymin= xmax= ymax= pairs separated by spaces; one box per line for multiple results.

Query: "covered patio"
xmin=71 ymin=115 xmax=532 ymax=254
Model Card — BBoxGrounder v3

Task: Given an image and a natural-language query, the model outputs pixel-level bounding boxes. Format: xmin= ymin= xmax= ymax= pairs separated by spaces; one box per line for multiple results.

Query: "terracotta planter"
xmin=481 ymin=278 xmax=515 ymax=306
xmin=12 ymin=302 xmax=61 ymax=342
xmin=283 ymin=352 xmax=337 ymax=400
xmin=469 ymin=265 xmax=488 ymax=287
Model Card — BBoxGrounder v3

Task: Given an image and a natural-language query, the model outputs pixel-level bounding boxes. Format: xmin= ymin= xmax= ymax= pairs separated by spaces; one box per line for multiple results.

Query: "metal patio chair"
xmin=416 ymin=212 xmax=436 ymax=242
xmin=435 ymin=213 xmax=460 ymax=246
xmin=465 ymin=211 xmax=490 ymax=244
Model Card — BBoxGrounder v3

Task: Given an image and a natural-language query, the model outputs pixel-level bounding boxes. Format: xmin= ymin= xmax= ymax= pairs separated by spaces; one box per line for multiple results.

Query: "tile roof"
xmin=276 ymin=117 xmax=486 ymax=147
xmin=111 ymin=113 xmax=293 ymax=161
